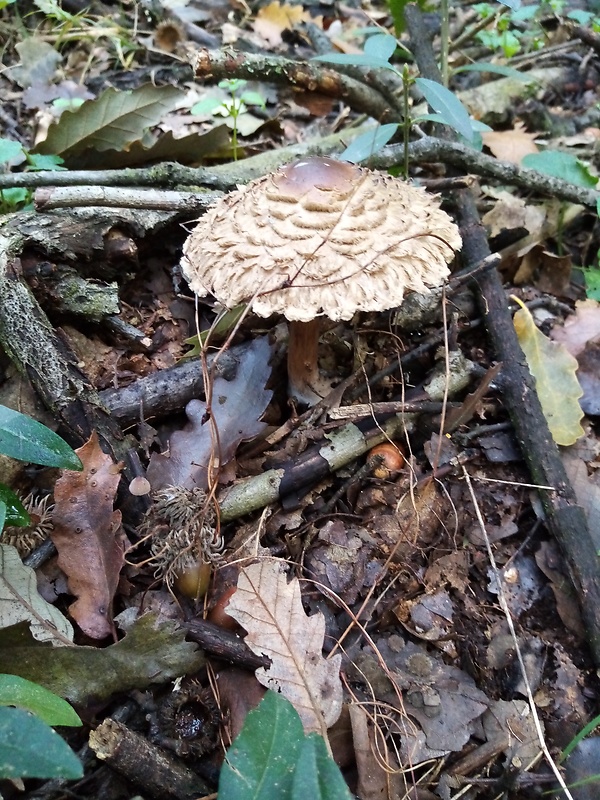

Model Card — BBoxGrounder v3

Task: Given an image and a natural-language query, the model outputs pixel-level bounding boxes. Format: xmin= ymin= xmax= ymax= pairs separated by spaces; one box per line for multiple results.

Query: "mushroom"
xmin=181 ymin=156 xmax=462 ymax=404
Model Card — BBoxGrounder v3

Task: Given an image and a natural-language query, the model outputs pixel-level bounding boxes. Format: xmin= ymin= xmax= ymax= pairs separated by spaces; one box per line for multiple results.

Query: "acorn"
xmin=174 ymin=560 xmax=212 ymax=601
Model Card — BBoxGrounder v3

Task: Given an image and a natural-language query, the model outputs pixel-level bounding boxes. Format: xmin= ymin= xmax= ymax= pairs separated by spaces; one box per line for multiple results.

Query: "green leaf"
xmin=568 ymin=9 xmax=594 ymax=25
xmin=0 ymin=188 xmax=30 ymax=209
xmin=191 ymin=96 xmax=223 ymax=116
xmin=583 ymin=266 xmax=600 ymax=301
xmin=0 ymin=484 xmax=29 ymax=527
xmin=415 ymin=78 xmax=476 ymax=142
xmin=496 ymin=0 xmax=521 ymax=8
xmin=453 ymin=62 xmax=529 ymax=81
xmin=513 ymin=298 xmax=584 ymax=446
xmin=522 ymin=151 xmax=598 ymax=189
xmin=25 ymin=152 xmax=66 ymax=171
xmin=0 ymin=503 xmax=5 ymax=533
xmin=311 ymin=53 xmax=400 ymax=73
xmin=340 ymin=124 xmax=399 ymax=163
xmin=0 ymin=707 xmax=82 ymax=779
xmin=363 ymin=33 xmax=397 ymax=63
xmin=291 ymin=734 xmax=353 ymax=800
xmin=219 ymin=692 xmax=352 ymax=800
xmin=240 ymin=91 xmax=266 ymax=109
xmin=0 ymin=138 xmax=24 ymax=167
xmin=0 ymin=405 xmax=82 ymax=470
xmin=0 ymin=675 xmax=81 ymax=726
xmin=34 ymin=85 xmax=182 ymax=160
xmin=219 ymin=691 xmax=303 ymax=799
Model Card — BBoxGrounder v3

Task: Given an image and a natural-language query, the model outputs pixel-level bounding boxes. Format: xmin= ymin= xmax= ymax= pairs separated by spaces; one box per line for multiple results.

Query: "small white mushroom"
xmin=182 ymin=157 xmax=462 ymax=404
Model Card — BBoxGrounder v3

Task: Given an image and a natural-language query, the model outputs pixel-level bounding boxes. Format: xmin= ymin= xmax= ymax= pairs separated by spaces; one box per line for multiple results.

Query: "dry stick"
xmin=7 ymin=132 xmax=599 ymax=211
xmin=35 ymin=186 xmax=222 ymax=212
xmin=89 ymin=718 xmax=211 ymax=800
xmin=404 ymin=2 xmax=600 ymax=667
xmin=191 ymin=48 xmax=396 ymax=123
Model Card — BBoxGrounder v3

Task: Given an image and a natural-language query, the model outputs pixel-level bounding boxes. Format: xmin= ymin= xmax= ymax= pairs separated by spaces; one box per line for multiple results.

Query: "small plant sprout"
xmin=191 ymin=79 xmax=266 ymax=160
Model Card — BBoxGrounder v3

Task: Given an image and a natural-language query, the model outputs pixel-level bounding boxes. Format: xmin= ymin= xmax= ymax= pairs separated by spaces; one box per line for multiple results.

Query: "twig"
xmin=35 ymin=186 xmax=222 ymax=212
xmin=89 ymin=718 xmax=211 ymax=800
xmin=191 ymin=48 xmax=396 ymax=123
xmin=404 ymin=0 xmax=600 ymax=667
xmin=5 ymin=132 xmax=598 ymax=211
xmin=375 ymin=137 xmax=600 ymax=208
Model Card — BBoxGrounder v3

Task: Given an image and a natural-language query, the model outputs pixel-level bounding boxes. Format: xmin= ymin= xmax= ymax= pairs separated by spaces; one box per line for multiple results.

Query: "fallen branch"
xmin=6 ymin=133 xmax=598 ymax=212
xmin=405 ymin=2 xmax=600 ymax=668
xmin=191 ymin=48 xmax=397 ymax=122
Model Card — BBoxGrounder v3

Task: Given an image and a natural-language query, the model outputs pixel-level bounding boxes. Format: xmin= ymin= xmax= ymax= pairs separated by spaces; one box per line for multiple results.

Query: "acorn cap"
xmin=181 ymin=157 xmax=462 ymax=322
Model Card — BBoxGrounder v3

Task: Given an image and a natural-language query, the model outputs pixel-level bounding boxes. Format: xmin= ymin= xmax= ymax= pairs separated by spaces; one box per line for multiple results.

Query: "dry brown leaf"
xmin=482 ymin=121 xmax=539 ymax=164
xmin=551 ymin=299 xmax=600 ymax=357
xmin=253 ymin=1 xmax=310 ymax=47
xmin=225 ymin=560 xmax=343 ymax=736
xmin=52 ymin=432 xmax=125 ymax=639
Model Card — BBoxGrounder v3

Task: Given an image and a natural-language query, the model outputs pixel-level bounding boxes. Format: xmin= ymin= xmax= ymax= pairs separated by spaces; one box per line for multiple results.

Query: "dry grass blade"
xmin=462 ymin=466 xmax=574 ymax=800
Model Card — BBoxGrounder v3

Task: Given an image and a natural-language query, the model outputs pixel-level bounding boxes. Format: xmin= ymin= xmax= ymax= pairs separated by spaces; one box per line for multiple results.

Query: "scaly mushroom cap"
xmin=181 ymin=157 xmax=462 ymax=322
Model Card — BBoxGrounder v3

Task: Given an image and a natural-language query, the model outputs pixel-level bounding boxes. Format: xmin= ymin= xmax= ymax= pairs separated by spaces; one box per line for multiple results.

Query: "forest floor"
xmin=2 ymin=1 xmax=600 ymax=799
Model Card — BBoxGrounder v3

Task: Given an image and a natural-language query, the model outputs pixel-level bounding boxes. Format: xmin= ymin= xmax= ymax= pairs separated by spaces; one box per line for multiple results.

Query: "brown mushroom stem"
xmin=287 ymin=319 xmax=332 ymax=405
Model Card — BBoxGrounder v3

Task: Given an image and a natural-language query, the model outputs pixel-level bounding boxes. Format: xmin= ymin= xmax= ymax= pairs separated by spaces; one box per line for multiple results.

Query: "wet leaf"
xmin=0 ymin=613 xmax=204 ymax=706
xmin=147 ymin=336 xmax=273 ymax=491
xmin=513 ymin=299 xmax=584 ymax=446
xmin=0 ymin=545 xmax=73 ymax=644
xmin=226 ymin=560 xmax=343 ymax=735
xmin=51 ymin=432 xmax=125 ymax=639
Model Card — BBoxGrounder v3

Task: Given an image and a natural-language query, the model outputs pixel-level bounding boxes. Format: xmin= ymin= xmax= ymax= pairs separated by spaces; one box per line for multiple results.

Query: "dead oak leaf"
xmin=226 ymin=560 xmax=343 ymax=737
xmin=51 ymin=431 xmax=125 ymax=640
xmin=482 ymin=121 xmax=539 ymax=165
xmin=253 ymin=1 xmax=310 ymax=47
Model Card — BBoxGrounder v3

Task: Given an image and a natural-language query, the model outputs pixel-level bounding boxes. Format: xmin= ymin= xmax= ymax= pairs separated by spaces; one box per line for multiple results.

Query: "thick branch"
xmin=192 ymin=48 xmax=396 ymax=123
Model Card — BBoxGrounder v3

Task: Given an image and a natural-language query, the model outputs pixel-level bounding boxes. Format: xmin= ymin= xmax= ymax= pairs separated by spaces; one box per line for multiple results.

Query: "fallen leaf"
xmin=253 ymin=1 xmax=310 ymax=47
xmin=0 ymin=613 xmax=204 ymax=705
xmin=551 ymin=298 xmax=600 ymax=357
xmin=225 ymin=560 xmax=343 ymax=736
xmin=34 ymin=84 xmax=182 ymax=161
xmin=147 ymin=336 xmax=273 ymax=491
xmin=0 ymin=545 xmax=73 ymax=645
xmin=513 ymin=298 xmax=584 ymax=446
xmin=482 ymin=121 xmax=539 ymax=164
xmin=51 ymin=432 xmax=125 ymax=639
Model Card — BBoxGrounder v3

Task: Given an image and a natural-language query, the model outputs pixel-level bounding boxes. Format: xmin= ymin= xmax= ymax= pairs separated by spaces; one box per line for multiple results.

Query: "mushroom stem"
xmin=287 ymin=319 xmax=332 ymax=405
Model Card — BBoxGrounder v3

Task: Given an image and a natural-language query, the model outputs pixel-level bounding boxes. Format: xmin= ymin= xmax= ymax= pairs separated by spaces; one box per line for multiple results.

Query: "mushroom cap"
xmin=181 ymin=157 xmax=462 ymax=323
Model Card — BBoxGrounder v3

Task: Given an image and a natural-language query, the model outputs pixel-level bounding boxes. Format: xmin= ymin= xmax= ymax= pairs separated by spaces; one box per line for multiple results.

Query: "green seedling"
xmin=191 ymin=79 xmax=266 ymax=161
